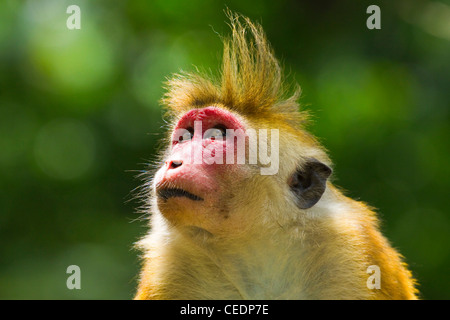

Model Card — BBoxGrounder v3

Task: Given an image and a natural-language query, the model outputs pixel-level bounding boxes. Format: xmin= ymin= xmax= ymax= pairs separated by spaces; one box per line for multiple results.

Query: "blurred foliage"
xmin=0 ymin=0 xmax=449 ymax=299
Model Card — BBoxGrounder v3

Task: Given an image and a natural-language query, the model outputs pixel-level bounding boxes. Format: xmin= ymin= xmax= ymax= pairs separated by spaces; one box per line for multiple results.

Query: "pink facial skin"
xmin=154 ymin=107 xmax=249 ymax=209
xmin=173 ymin=107 xmax=246 ymax=139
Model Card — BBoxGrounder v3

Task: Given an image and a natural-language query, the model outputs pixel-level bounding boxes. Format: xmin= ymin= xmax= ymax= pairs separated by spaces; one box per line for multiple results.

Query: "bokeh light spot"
xmin=34 ymin=119 xmax=96 ymax=180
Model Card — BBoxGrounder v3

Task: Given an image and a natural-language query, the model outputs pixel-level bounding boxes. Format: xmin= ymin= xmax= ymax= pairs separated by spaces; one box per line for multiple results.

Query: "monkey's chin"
xmin=157 ymin=195 xmax=203 ymax=211
xmin=155 ymin=187 xmax=206 ymax=215
xmin=156 ymin=192 xmax=223 ymax=238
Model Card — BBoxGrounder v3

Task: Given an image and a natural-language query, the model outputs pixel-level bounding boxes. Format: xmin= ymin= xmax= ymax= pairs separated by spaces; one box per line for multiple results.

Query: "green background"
xmin=0 ymin=0 xmax=448 ymax=299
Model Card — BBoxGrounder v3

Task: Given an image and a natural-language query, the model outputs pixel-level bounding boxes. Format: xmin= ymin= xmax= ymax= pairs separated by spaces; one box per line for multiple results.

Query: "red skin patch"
xmin=173 ymin=106 xmax=245 ymax=140
xmin=155 ymin=107 xmax=248 ymax=203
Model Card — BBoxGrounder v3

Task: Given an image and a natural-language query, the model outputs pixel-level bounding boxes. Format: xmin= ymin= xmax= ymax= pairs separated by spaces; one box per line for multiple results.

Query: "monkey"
xmin=134 ymin=13 xmax=418 ymax=300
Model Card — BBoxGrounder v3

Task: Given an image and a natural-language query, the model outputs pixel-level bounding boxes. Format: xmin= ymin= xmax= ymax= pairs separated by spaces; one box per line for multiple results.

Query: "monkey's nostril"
xmin=168 ymin=160 xmax=183 ymax=169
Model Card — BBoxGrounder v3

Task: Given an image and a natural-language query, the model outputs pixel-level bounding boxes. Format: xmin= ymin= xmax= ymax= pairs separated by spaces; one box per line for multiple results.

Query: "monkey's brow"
xmin=175 ymin=107 xmax=245 ymax=132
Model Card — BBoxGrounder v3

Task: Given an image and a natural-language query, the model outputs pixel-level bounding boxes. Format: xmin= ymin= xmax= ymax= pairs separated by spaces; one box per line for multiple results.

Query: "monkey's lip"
xmin=157 ymin=187 xmax=204 ymax=201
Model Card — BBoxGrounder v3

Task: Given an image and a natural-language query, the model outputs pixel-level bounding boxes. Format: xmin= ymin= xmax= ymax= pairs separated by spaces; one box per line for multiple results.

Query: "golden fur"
xmin=134 ymin=12 xmax=418 ymax=300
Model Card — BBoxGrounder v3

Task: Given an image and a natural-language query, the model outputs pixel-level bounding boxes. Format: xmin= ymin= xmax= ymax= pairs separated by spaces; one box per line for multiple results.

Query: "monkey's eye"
xmin=204 ymin=126 xmax=226 ymax=141
xmin=179 ymin=129 xmax=193 ymax=143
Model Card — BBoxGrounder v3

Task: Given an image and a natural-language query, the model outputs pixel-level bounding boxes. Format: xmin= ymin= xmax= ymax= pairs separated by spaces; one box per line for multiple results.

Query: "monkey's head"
xmin=151 ymin=14 xmax=332 ymax=239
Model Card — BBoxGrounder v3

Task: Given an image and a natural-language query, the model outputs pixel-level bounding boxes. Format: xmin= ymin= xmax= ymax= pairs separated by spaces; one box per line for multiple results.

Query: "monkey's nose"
xmin=166 ymin=160 xmax=183 ymax=169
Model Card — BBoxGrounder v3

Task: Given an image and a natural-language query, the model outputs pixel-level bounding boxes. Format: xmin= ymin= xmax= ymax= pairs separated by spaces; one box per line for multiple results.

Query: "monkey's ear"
xmin=288 ymin=158 xmax=332 ymax=209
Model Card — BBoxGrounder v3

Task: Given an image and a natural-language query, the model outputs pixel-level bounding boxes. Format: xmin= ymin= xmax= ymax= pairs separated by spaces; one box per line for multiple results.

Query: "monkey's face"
xmin=154 ymin=106 xmax=258 ymax=235
xmin=153 ymin=105 xmax=332 ymax=237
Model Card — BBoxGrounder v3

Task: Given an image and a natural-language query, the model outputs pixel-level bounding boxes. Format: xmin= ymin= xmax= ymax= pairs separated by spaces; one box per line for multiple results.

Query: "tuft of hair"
xmin=161 ymin=12 xmax=306 ymax=127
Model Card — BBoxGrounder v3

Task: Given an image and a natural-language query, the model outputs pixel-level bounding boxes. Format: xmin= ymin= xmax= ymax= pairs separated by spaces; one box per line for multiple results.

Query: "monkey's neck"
xmin=166 ymin=221 xmax=315 ymax=299
xmin=150 ymin=189 xmax=371 ymax=299
xmin=139 ymin=187 xmax=416 ymax=300
xmin=208 ymin=237 xmax=308 ymax=299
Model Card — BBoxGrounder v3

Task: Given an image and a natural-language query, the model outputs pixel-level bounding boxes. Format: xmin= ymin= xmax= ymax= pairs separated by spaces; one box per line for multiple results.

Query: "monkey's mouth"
xmin=157 ymin=188 xmax=204 ymax=201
